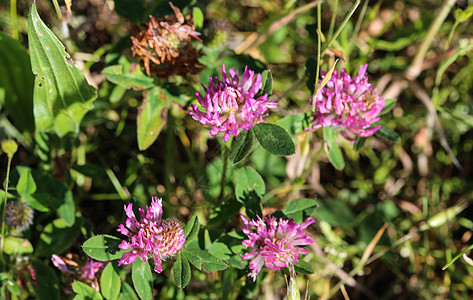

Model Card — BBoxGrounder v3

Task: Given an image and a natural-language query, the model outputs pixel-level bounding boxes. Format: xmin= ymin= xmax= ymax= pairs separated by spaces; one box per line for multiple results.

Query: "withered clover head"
xmin=131 ymin=2 xmax=204 ymax=77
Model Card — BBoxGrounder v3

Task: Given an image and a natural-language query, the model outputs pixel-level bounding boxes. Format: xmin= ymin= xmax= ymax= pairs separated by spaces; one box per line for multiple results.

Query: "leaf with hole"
xmin=28 ymin=3 xmax=96 ymax=136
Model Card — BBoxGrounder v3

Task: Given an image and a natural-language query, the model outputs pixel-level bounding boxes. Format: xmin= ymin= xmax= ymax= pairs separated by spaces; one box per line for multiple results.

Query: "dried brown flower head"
xmin=131 ymin=2 xmax=204 ymax=77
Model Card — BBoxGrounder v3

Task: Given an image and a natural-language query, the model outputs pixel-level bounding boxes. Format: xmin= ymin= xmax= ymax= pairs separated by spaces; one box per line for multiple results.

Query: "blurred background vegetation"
xmin=0 ymin=0 xmax=472 ymax=299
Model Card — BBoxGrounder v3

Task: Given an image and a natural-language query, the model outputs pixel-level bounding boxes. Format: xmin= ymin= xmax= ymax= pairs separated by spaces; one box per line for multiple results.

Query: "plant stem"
xmin=51 ymin=0 xmax=63 ymax=23
xmin=217 ymin=139 xmax=231 ymax=203
xmin=321 ymin=0 xmax=361 ymax=55
xmin=312 ymin=0 xmax=361 ymax=106
xmin=313 ymin=0 xmax=322 ymax=111
xmin=327 ymin=0 xmax=339 ymax=42
xmin=10 ymin=0 xmax=18 ymax=40
xmin=1 ymin=153 xmax=13 ymax=252
xmin=406 ymin=0 xmax=456 ymax=80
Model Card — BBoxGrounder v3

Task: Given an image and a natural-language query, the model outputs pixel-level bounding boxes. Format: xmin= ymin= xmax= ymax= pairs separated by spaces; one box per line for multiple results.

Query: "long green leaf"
xmin=132 ymin=259 xmax=153 ymax=300
xmin=375 ymin=124 xmax=401 ymax=143
xmin=174 ymin=252 xmax=191 ymax=289
xmin=100 ymin=263 xmax=121 ymax=300
xmin=137 ymin=87 xmax=168 ymax=151
xmin=443 ymin=244 xmax=473 ymax=270
xmin=323 ymin=126 xmax=345 ymax=170
xmin=28 ymin=3 xmax=96 ymax=136
xmin=183 ymin=215 xmax=200 ymax=247
xmin=230 ymin=129 xmax=254 ymax=164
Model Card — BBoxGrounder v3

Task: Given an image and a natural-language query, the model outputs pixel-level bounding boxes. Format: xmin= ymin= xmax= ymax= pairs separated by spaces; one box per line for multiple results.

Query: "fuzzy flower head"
xmin=117 ymin=197 xmax=186 ymax=273
xmin=240 ymin=215 xmax=315 ymax=281
xmin=309 ymin=64 xmax=385 ymax=140
xmin=5 ymin=200 xmax=34 ymax=234
xmin=190 ymin=64 xmax=277 ymax=141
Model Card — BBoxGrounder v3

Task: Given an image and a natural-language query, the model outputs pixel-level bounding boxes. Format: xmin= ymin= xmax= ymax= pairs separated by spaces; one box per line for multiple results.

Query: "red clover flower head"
xmin=309 ymin=64 xmax=385 ymax=140
xmin=117 ymin=197 xmax=186 ymax=273
xmin=240 ymin=215 xmax=315 ymax=281
xmin=51 ymin=254 xmax=105 ymax=292
xmin=190 ymin=63 xmax=277 ymax=141
xmin=80 ymin=259 xmax=106 ymax=281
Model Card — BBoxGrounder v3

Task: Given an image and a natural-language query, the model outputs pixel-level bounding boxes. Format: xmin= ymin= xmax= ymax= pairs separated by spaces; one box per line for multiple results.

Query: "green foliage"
xmin=193 ymin=7 xmax=204 ymax=31
xmin=174 ymin=252 xmax=191 ymax=289
xmin=31 ymin=259 xmax=59 ymax=300
xmin=230 ymin=129 xmax=254 ymax=164
xmin=102 ymin=58 xmax=154 ymax=90
xmin=234 ymin=166 xmax=265 ymax=218
xmin=137 ymin=87 xmax=168 ymax=150
xmin=182 ymin=247 xmax=228 ymax=272
xmin=283 ymin=198 xmax=318 ymax=223
xmin=0 ymin=33 xmax=34 ymax=132
xmin=183 ymin=215 xmax=200 ymax=247
xmin=1 ymin=0 xmax=472 ymax=299
xmin=375 ymin=124 xmax=401 ymax=143
xmin=253 ymin=123 xmax=295 ymax=156
xmin=100 ymin=263 xmax=121 ymax=300
xmin=36 ymin=218 xmax=82 ymax=257
xmin=132 ymin=259 xmax=153 ymax=300
xmin=28 ymin=3 xmax=96 ymax=137
xmin=72 ymin=281 xmax=103 ymax=300
xmin=82 ymin=235 xmax=130 ymax=261
xmin=323 ymin=126 xmax=345 ymax=170
xmin=3 ymin=237 xmax=34 ymax=255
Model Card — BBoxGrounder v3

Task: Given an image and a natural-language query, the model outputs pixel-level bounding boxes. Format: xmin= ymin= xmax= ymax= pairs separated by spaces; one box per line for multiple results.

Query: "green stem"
xmin=10 ymin=0 xmax=18 ymax=40
xmin=321 ymin=0 xmax=361 ymax=55
xmin=313 ymin=0 xmax=322 ymax=111
xmin=51 ymin=0 xmax=63 ymax=23
xmin=327 ymin=0 xmax=339 ymax=42
xmin=1 ymin=154 xmax=13 ymax=253
xmin=217 ymin=139 xmax=231 ymax=203
xmin=406 ymin=0 xmax=456 ymax=80
xmin=312 ymin=0 xmax=361 ymax=104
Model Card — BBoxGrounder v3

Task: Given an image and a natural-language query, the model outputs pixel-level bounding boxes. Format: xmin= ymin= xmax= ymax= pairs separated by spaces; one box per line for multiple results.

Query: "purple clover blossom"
xmin=190 ymin=64 xmax=277 ymax=141
xmin=51 ymin=254 xmax=105 ymax=288
xmin=240 ymin=214 xmax=315 ymax=281
xmin=80 ymin=259 xmax=106 ymax=281
xmin=309 ymin=64 xmax=385 ymax=141
xmin=117 ymin=197 xmax=186 ymax=273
